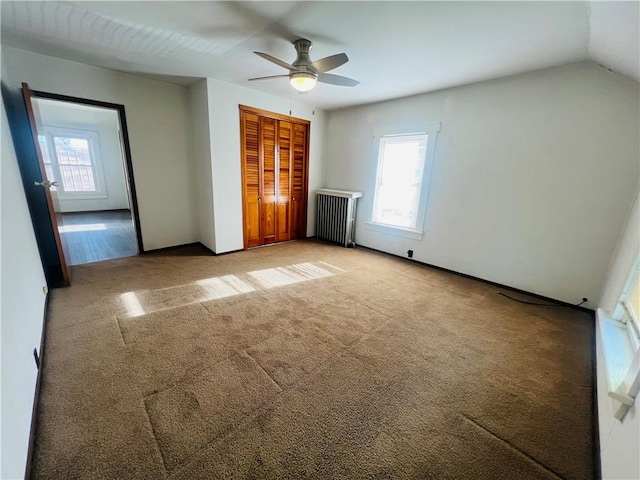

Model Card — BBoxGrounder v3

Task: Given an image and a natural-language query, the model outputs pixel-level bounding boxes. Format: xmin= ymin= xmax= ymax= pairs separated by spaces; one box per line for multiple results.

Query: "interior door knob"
xmin=34 ymin=180 xmax=58 ymax=188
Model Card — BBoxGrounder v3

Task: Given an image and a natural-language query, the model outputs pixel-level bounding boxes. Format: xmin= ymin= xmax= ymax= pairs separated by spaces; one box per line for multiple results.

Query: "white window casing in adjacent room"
xmin=37 ymin=127 xmax=107 ymax=199
xmin=365 ymin=122 xmax=440 ymax=240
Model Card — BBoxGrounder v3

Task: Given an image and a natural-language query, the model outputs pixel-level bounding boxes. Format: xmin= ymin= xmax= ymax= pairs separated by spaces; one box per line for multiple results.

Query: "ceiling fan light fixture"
xmin=290 ymin=72 xmax=317 ymax=92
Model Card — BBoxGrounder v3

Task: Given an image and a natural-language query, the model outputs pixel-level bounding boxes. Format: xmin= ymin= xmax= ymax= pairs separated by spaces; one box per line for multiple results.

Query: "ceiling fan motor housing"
xmin=292 ymin=39 xmax=316 ymax=75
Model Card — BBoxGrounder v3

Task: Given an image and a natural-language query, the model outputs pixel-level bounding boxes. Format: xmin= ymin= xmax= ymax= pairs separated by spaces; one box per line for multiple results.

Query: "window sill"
xmin=597 ymin=308 xmax=640 ymax=421
xmin=364 ymin=222 xmax=423 ymax=240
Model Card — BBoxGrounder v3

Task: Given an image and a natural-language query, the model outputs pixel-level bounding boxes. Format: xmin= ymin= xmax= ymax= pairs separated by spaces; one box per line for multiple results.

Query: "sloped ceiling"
xmin=588 ymin=1 xmax=639 ymax=81
xmin=1 ymin=1 xmax=638 ymax=110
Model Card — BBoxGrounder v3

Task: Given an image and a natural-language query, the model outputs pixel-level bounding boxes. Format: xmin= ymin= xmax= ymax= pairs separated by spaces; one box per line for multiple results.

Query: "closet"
xmin=240 ymin=105 xmax=310 ymax=249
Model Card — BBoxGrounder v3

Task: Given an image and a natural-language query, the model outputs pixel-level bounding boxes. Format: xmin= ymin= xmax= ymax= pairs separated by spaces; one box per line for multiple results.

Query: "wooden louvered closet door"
xmin=291 ymin=123 xmax=308 ymax=240
xmin=241 ymin=112 xmax=262 ymax=248
xmin=261 ymin=117 xmax=277 ymax=245
xmin=240 ymin=106 xmax=309 ymax=250
xmin=276 ymin=121 xmax=293 ymax=243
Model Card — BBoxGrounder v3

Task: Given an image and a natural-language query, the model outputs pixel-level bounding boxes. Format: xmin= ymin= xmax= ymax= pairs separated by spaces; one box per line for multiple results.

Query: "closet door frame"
xmin=239 ymin=105 xmax=310 ymax=250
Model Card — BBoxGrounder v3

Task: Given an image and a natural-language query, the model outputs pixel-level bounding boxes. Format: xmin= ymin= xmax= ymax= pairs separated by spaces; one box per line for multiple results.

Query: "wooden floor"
xmin=58 ymin=210 xmax=137 ymax=265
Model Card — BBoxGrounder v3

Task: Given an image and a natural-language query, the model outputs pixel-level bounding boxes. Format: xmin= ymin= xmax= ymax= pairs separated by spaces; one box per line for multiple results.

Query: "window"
xmin=366 ymin=122 xmax=440 ymax=239
xmin=38 ymin=128 xmax=106 ymax=197
xmin=599 ymin=256 xmax=640 ymax=420
xmin=373 ymin=133 xmax=428 ymax=229
xmin=615 ymin=258 xmax=640 ymax=351
xmin=53 ymin=136 xmax=96 ymax=192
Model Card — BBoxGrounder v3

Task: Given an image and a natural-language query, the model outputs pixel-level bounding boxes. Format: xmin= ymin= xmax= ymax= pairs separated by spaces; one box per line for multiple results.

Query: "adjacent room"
xmin=1 ymin=2 xmax=638 ymax=479
xmin=33 ymin=98 xmax=139 ymax=265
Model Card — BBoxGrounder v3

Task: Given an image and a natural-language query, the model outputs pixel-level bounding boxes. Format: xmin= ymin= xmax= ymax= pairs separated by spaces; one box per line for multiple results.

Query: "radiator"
xmin=316 ymin=189 xmax=363 ymax=247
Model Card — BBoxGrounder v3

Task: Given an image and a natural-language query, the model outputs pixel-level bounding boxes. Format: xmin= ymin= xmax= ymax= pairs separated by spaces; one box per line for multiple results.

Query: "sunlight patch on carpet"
xmin=196 ymin=275 xmax=256 ymax=301
xmin=119 ymin=261 xmax=344 ymax=319
xmin=120 ymin=291 xmax=146 ymax=317
xmin=248 ymin=262 xmax=336 ymax=288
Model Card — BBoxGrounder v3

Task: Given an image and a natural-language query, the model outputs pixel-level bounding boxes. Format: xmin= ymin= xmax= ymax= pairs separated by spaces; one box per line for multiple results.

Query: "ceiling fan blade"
xmin=311 ymin=53 xmax=349 ymax=73
xmin=248 ymin=75 xmax=290 ymax=82
xmin=317 ymin=73 xmax=360 ymax=87
xmin=254 ymin=52 xmax=296 ymax=71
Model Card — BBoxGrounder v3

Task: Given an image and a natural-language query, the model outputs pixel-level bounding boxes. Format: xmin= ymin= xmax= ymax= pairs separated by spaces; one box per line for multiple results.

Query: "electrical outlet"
xmin=407 ymin=250 xmax=413 ymax=259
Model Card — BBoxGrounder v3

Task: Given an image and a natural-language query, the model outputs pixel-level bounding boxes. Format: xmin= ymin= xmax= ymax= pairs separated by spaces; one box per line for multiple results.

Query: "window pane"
xmin=54 ymin=137 xmax=91 ymax=165
xmin=59 ymin=165 xmax=95 ymax=192
xmin=373 ymin=134 xmax=428 ymax=229
xmin=53 ymin=136 xmax=96 ymax=192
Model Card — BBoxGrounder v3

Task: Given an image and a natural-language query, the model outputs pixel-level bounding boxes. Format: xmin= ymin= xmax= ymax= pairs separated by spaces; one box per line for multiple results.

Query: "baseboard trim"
xmin=197 ymin=242 xmax=217 ymax=256
xmin=142 ymin=242 xmax=248 ymax=257
xmin=354 ymin=243 xmax=594 ymax=314
xmin=24 ymin=292 xmax=49 ymax=480
xmin=207 ymin=246 xmax=244 ymax=256
xmin=142 ymin=242 xmax=210 ymax=255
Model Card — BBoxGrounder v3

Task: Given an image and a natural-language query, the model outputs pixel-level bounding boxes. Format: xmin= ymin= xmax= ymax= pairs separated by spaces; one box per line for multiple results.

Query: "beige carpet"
xmin=32 ymin=240 xmax=595 ymax=479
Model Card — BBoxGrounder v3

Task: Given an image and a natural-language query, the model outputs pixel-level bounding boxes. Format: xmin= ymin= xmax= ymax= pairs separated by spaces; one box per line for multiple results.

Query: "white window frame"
xmin=598 ymin=255 xmax=640 ymax=421
xmin=365 ymin=122 xmax=440 ymax=240
xmin=613 ymin=257 xmax=640 ymax=352
xmin=40 ymin=126 xmax=108 ymax=200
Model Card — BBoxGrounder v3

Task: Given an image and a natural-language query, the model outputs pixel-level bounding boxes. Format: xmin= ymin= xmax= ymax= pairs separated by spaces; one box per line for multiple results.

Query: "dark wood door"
xmin=240 ymin=106 xmax=309 ymax=249
xmin=22 ymin=83 xmax=71 ymax=286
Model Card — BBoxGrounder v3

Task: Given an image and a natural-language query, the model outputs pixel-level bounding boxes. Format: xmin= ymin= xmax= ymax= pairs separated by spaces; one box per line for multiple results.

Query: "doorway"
xmin=32 ymin=98 xmax=139 ymax=265
xmin=14 ymin=84 xmax=144 ymax=286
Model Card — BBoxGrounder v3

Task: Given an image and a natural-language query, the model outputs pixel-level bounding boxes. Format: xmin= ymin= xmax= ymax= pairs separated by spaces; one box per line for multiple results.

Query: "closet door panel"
xmin=276 ymin=121 xmax=292 ymax=242
xmin=241 ymin=112 xmax=262 ymax=248
xmin=261 ymin=117 xmax=277 ymax=245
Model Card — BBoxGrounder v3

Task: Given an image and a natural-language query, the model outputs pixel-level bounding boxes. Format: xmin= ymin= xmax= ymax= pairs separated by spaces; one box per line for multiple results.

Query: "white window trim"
xmin=623 ymin=300 xmax=640 ymax=351
xmin=41 ymin=126 xmax=108 ymax=200
xmin=365 ymin=121 xmax=441 ymax=240
xmin=598 ymin=255 xmax=640 ymax=421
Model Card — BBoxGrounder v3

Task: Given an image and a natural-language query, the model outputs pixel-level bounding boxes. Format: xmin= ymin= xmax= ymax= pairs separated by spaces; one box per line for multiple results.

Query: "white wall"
xmin=325 ymin=62 xmax=639 ymax=306
xmin=2 ymin=46 xmax=197 ymax=250
xmin=596 ymin=187 xmax=639 ymax=480
xmin=35 ymin=99 xmax=130 ymax=213
xmin=205 ymin=78 xmax=327 ymax=253
xmin=1 ymin=82 xmax=49 ymax=478
xmin=189 ymin=79 xmax=216 ymax=252
xmin=599 ymin=188 xmax=640 ymax=312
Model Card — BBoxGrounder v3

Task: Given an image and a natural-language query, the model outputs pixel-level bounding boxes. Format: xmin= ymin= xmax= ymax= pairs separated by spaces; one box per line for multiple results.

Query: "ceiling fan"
xmin=249 ymin=39 xmax=359 ymax=92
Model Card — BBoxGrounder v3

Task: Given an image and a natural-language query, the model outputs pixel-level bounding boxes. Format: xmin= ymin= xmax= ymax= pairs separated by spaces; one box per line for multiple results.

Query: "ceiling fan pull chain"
xmin=312 ymin=87 xmax=316 ymax=116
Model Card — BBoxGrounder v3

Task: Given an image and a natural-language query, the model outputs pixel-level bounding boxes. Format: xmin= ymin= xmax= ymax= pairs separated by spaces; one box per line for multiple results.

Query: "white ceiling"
xmin=1 ymin=1 xmax=638 ymax=111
